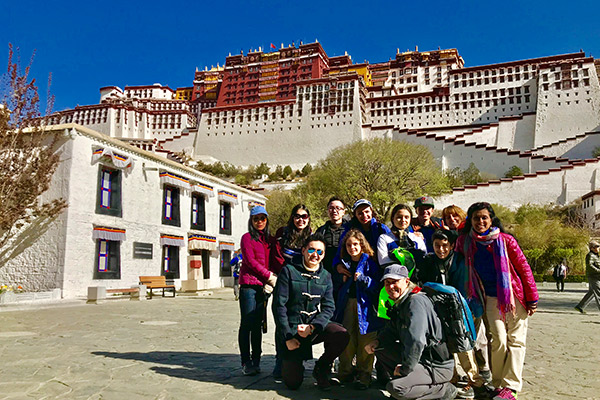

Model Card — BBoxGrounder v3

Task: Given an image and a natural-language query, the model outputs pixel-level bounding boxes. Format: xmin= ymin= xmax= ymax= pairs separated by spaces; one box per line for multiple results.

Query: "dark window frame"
xmin=162 ymin=245 xmax=180 ymax=279
xmin=95 ymin=166 xmax=122 ymax=217
xmin=94 ymin=239 xmax=121 ymax=279
xmin=162 ymin=186 xmax=181 ymax=227
xmin=220 ymin=249 xmax=232 ymax=277
xmin=190 ymin=193 xmax=206 ymax=231
xmin=219 ymin=202 xmax=232 ymax=235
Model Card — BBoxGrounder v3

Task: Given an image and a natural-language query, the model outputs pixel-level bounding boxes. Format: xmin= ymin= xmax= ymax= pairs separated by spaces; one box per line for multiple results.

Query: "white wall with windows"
xmin=0 ymin=124 xmax=266 ymax=298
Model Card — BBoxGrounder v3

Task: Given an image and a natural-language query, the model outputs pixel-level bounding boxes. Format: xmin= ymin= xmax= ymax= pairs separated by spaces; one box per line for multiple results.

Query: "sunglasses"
xmin=307 ymin=248 xmax=324 ymax=256
xmin=294 ymin=213 xmax=309 ymax=220
xmin=252 ymin=215 xmax=267 ymax=222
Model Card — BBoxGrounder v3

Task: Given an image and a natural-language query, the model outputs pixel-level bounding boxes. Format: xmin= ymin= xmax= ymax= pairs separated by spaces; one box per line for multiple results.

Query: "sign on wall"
xmin=133 ymin=242 xmax=153 ymax=259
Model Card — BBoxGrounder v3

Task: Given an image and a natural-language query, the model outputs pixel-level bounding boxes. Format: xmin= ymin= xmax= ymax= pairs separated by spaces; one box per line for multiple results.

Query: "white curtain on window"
xmin=92 ymin=146 xmax=134 ymax=170
xmin=188 ymin=233 xmax=218 ymax=251
xmin=160 ymin=234 xmax=185 ymax=247
xmin=160 ymin=171 xmax=191 ymax=190
xmin=92 ymin=226 xmax=126 ymax=241
xmin=192 ymin=183 xmax=215 ymax=198
xmin=217 ymin=190 xmax=238 ymax=205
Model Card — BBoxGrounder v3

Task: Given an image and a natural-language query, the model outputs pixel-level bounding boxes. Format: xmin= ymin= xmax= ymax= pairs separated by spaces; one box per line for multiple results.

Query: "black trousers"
xmin=282 ymin=322 xmax=349 ymax=390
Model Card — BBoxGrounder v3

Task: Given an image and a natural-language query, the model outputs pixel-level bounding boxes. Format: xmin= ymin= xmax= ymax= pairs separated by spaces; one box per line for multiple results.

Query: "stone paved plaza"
xmin=0 ymin=284 xmax=599 ymax=400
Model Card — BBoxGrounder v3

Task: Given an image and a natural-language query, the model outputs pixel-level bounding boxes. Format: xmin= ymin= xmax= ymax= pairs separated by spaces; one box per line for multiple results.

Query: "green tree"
xmin=255 ymin=162 xmax=270 ymax=177
xmin=266 ymin=139 xmax=450 ymax=226
xmin=283 ymin=165 xmax=293 ymax=179
xmin=593 ymin=146 xmax=600 ymax=158
xmin=504 ymin=165 xmax=524 ymax=178
xmin=461 ymin=162 xmax=482 ymax=185
xmin=300 ymin=163 xmax=313 ymax=177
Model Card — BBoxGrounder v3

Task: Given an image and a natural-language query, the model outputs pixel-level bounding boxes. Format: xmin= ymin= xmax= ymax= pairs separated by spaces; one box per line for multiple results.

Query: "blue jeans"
xmin=238 ymin=285 xmax=265 ymax=365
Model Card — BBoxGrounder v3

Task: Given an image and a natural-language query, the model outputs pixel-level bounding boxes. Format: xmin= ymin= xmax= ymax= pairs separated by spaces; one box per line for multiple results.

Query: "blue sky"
xmin=1 ymin=0 xmax=599 ymax=112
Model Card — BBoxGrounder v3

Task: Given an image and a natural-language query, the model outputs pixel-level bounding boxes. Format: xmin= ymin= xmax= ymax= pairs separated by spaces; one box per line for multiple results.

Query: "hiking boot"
xmin=242 ymin=363 xmax=258 ymax=376
xmin=575 ymin=306 xmax=586 ymax=314
xmin=312 ymin=361 xmax=333 ymax=391
xmin=440 ymin=383 xmax=459 ymax=400
xmin=492 ymin=387 xmax=517 ymax=400
xmin=456 ymin=384 xmax=474 ymax=399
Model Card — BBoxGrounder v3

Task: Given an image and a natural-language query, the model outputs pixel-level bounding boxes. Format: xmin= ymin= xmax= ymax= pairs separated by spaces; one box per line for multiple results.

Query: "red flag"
xmin=270 ymin=43 xmax=276 ymax=49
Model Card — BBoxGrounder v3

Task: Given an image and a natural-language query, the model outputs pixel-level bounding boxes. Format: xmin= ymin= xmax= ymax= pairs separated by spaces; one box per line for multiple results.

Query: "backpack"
xmin=377 ymin=247 xmax=417 ymax=320
xmin=421 ymin=282 xmax=477 ymax=354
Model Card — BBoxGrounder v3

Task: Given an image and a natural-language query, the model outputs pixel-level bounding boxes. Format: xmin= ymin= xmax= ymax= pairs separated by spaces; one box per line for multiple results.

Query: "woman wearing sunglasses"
xmin=333 ymin=229 xmax=383 ymax=390
xmin=271 ymin=204 xmax=312 ymax=379
xmin=272 ymin=233 xmax=349 ymax=391
xmin=238 ymin=206 xmax=277 ymax=377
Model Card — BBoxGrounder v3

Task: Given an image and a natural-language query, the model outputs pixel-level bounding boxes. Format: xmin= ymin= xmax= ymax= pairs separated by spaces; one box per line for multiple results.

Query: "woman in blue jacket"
xmin=333 ymin=229 xmax=383 ymax=389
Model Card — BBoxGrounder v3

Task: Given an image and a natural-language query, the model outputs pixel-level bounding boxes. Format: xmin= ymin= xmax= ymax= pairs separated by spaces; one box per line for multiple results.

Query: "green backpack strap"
xmin=377 ymin=287 xmax=393 ymax=319
xmin=390 ymin=247 xmax=416 ymax=277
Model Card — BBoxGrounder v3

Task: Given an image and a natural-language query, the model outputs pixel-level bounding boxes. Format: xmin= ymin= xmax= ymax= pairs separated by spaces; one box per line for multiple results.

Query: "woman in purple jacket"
xmin=456 ymin=202 xmax=538 ymax=400
xmin=238 ymin=206 xmax=277 ymax=376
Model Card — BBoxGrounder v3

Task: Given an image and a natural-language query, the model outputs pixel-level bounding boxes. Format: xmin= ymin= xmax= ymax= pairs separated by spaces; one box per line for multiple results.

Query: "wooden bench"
xmin=139 ymin=276 xmax=176 ymax=299
xmin=87 ymin=286 xmax=143 ymax=303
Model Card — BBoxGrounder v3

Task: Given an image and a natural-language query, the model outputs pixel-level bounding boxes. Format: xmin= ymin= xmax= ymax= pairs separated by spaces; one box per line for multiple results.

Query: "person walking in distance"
xmin=575 ymin=240 xmax=600 ymax=313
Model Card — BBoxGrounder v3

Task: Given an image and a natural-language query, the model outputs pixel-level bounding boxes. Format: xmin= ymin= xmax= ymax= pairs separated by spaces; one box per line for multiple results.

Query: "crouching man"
xmin=365 ymin=264 xmax=456 ymax=400
xmin=272 ymin=233 xmax=350 ymax=391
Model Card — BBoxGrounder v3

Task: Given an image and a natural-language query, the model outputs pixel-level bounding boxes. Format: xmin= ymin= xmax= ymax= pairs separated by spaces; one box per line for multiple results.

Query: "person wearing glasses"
xmin=271 ymin=204 xmax=313 ymax=380
xmin=316 ymin=197 xmax=348 ymax=299
xmin=272 ymin=233 xmax=349 ymax=391
xmin=575 ymin=240 xmax=600 ymax=313
xmin=238 ymin=206 xmax=277 ymax=376
xmin=332 ymin=229 xmax=383 ymax=389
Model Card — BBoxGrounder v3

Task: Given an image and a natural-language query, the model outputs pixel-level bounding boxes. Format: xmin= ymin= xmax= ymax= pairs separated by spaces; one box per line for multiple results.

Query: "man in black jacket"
xmin=365 ymin=265 xmax=456 ymax=400
xmin=272 ymin=233 xmax=349 ymax=391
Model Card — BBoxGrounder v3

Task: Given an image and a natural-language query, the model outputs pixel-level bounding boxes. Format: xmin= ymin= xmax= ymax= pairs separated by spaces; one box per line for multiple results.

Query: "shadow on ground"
xmin=92 ymin=351 xmax=389 ymax=399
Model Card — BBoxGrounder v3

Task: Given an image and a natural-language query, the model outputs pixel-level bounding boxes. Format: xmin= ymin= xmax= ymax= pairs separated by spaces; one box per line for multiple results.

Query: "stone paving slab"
xmin=0 ymin=284 xmax=599 ymax=399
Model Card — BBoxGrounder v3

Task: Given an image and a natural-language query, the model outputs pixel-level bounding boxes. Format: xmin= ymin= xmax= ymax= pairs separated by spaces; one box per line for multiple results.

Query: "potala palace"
xmin=47 ymin=42 xmax=600 ymax=231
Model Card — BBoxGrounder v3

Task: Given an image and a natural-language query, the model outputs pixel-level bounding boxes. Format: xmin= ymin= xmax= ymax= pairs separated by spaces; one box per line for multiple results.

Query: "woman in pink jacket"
xmin=455 ymin=202 xmax=538 ymax=400
xmin=238 ymin=206 xmax=277 ymax=376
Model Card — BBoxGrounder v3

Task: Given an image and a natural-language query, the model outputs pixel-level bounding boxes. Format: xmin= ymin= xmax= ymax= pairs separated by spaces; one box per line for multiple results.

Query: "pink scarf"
xmin=463 ymin=227 xmax=515 ymax=316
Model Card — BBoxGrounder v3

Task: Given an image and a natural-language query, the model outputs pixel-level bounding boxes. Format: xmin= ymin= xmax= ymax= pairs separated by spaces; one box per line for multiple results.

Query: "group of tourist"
xmin=236 ymin=196 xmax=541 ymax=400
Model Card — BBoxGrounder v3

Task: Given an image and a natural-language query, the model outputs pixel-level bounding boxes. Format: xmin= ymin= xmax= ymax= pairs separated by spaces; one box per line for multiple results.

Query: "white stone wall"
xmin=436 ymin=160 xmax=600 ymax=210
xmin=0 ymin=135 xmax=73 ymax=292
xmin=194 ymin=81 xmax=363 ymax=168
xmin=534 ymin=60 xmax=600 ymax=147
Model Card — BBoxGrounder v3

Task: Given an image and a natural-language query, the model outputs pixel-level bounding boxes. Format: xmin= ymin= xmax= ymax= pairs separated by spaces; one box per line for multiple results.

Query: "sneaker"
xmin=242 ymin=363 xmax=258 ymax=376
xmin=456 ymin=384 xmax=474 ymax=399
xmin=312 ymin=361 xmax=333 ymax=391
xmin=440 ymin=383 xmax=459 ymax=400
xmin=575 ymin=306 xmax=586 ymax=314
xmin=492 ymin=387 xmax=517 ymax=400
xmin=474 ymin=384 xmax=495 ymax=399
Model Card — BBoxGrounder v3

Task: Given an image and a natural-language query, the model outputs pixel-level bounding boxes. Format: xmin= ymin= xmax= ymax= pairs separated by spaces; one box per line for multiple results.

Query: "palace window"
xmin=96 ymin=167 xmax=122 ymax=217
xmin=94 ymin=240 xmax=120 ymax=279
xmin=219 ymin=202 xmax=232 ymax=235
xmin=162 ymin=245 xmax=180 ymax=279
xmin=191 ymin=194 xmax=206 ymax=231
xmin=220 ymin=249 xmax=232 ymax=277
xmin=163 ymin=186 xmax=180 ymax=227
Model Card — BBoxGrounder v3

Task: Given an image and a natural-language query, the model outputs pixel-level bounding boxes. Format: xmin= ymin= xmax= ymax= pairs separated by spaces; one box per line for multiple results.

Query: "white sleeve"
xmin=409 ymin=232 xmax=427 ymax=252
xmin=377 ymin=233 xmax=395 ymax=266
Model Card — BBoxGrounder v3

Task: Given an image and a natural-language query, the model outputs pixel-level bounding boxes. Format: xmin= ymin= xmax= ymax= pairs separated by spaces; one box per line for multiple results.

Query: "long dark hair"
xmin=461 ymin=202 xmax=504 ymax=235
xmin=389 ymin=203 xmax=413 ymax=236
xmin=282 ymin=204 xmax=312 ymax=249
xmin=248 ymin=214 xmax=270 ymax=241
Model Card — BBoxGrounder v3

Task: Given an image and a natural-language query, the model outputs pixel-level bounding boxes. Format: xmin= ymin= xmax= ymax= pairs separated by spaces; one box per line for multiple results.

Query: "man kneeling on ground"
xmin=272 ymin=233 xmax=350 ymax=391
xmin=365 ymin=264 xmax=457 ymax=400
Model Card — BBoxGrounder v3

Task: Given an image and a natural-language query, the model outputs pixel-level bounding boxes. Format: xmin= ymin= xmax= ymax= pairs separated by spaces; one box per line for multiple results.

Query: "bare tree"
xmin=0 ymin=44 xmax=67 ymax=265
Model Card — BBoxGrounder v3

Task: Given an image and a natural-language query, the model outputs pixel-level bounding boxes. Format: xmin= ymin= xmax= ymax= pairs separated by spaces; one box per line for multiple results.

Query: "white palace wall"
xmin=194 ymin=84 xmax=363 ymax=168
xmin=436 ymin=160 xmax=600 ymax=210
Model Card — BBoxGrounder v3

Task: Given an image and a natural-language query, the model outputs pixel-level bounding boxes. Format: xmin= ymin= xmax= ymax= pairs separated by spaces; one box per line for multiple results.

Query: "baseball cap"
xmin=414 ymin=196 xmax=435 ymax=208
xmin=250 ymin=205 xmax=268 ymax=216
xmin=381 ymin=264 xmax=409 ymax=281
xmin=352 ymin=199 xmax=373 ymax=213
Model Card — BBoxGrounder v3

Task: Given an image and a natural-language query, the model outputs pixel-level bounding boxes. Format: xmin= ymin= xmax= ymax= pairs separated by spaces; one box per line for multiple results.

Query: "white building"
xmin=0 ymin=124 xmax=266 ymax=298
